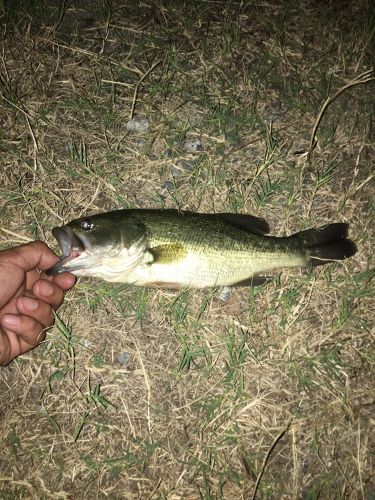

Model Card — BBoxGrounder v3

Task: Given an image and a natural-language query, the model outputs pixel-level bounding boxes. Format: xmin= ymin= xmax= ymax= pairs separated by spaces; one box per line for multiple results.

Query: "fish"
xmin=46 ymin=209 xmax=357 ymax=288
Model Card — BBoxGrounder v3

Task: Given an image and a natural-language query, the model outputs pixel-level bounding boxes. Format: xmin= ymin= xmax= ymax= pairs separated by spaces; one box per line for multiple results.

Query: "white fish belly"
xmin=113 ymin=249 xmax=305 ymax=288
xmin=121 ymin=252 xmax=216 ymax=287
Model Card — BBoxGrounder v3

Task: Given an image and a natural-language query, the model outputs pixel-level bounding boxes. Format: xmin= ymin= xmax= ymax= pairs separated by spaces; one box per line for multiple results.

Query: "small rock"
xmin=183 ymin=139 xmax=203 ymax=153
xmin=126 ymin=117 xmax=150 ymax=133
xmin=161 ymin=180 xmax=175 ymax=191
xmin=302 ymin=457 xmax=309 ymax=474
xmin=116 ymin=352 xmax=131 ymax=366
xmin=36 ymin=403 xmax=47 ymax=415
xmin=217 ymin=286 xmax=232 ymax=302
xmin=170 ymin=164 xmax=181 ymax=178
xmin=83 ymin=339 xmax=93 ymax=349
xmin=171 ymin=160 xmax=194 ymax=178
xmin=180 ymin=159 xmax=194 ymax=172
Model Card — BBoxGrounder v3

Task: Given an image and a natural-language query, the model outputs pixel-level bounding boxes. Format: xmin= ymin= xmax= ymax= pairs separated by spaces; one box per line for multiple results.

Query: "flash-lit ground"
xmin=0 ymin=1 xmax=374 ymax=498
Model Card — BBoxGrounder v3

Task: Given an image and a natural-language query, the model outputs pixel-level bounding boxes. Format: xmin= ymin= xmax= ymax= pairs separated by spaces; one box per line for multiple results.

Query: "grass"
xmin=0 ymin=0 xmax=374 ymax=498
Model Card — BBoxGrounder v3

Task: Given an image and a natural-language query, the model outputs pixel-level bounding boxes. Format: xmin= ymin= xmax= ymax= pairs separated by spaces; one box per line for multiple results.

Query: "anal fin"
xmin=232 ymin=274 xmax=272 ymax=287
xmin=146 ymin=282 xmax=183 ymax=290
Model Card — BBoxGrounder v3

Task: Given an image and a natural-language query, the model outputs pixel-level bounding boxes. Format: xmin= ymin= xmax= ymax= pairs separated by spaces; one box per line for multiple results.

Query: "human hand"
xmin=0 ymin=241 xmax=76 ymax=366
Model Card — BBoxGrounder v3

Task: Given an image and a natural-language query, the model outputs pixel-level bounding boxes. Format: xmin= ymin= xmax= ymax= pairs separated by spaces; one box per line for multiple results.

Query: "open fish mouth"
xmin=46 ymin=227 xmax=87 ymax=275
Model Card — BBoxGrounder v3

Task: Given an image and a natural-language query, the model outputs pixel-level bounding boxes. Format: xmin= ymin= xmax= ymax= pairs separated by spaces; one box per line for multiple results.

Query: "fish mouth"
xmin=46 ymin=227 xmax=88 ymax=275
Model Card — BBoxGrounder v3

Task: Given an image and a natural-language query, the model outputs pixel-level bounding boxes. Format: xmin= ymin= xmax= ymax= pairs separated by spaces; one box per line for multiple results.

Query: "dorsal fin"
xmin=216 ymin=213 xmax=270 ymax=235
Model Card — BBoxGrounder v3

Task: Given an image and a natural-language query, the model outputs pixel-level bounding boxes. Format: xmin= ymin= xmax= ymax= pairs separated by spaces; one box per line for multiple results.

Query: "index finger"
xmin=0 ymin=241 xmax=59 ymax=272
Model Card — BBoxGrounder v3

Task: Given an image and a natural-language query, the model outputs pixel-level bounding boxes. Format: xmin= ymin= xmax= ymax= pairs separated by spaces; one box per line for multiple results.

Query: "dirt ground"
xmin=0 ymin=1 xmax=374 ymax=498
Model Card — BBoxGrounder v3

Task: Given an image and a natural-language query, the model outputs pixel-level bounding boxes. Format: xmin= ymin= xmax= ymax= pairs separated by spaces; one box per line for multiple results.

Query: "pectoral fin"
xmin=149 ymin=243 xmax=187 ymax=264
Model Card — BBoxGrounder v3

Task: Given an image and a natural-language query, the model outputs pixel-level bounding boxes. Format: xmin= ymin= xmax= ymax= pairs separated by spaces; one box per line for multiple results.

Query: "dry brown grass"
xmin=0 ymin=1 xmax=374 ymax=498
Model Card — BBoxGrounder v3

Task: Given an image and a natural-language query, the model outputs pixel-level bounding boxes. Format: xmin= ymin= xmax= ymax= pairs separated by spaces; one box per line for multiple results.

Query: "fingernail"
xmin=39 ymin=280 xmax=54 ymax=297
xmin=22 ymin=297 xmax=39 ymax=311
xmin=3 ymin=315 xmax=20 ymax=327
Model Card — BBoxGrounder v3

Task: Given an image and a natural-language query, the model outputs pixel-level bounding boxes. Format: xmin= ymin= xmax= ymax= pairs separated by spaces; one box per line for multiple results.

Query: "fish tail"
xmin=293 ymin=223 xmax=357 ymax=267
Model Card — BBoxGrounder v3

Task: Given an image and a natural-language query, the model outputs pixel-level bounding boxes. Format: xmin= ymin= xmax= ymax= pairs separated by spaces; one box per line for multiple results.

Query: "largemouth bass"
xmin=47 ymin=209 xmax=357 ymax=288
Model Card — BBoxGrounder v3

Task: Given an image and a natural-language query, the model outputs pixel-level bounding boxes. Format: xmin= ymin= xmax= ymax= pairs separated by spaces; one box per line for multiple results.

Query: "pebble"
xmin=83 ymin=339 xmax=93 ymax=349
xmin=170 ymin=160 xmax=194 ymax=178
xmin=217 ymin=286 xmax=232 ymax=302
xmin=183 ymin=139 xmax=203 ymax=153
xmin=116 ymin=352 xmax=131 ymax=366
xmin=161 ymin=180 xmax=176 ymax=191
xmin=126 ymin=117 xmax=150 ymax=133
xmin=36 ymin=403 xmax=47 ymax=415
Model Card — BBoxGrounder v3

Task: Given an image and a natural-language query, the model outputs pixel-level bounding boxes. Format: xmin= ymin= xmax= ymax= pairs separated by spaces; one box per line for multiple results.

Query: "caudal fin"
xmin=295 ymin=223 xmax=357 ymax=267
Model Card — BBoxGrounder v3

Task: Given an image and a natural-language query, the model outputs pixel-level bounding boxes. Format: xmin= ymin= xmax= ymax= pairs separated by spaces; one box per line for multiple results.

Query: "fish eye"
xmin=81 ymin=220 xmax=93 ymax=231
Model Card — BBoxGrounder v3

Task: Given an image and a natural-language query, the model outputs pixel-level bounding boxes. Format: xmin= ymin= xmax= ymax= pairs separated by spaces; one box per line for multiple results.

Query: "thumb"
xmin=0 ymin=241 xmax=59 ymax=272
xmin=0 ymin=242 xmax=59 ymax=308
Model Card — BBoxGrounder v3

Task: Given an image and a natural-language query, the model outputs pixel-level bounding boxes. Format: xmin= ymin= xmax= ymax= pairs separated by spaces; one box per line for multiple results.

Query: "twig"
xmin=0 ymin=228 xmax=33 ymax=243
xmin=251 ymin=421 xmax=291 ymax=500
xmin=0 ymin=90 xmax=40 ymax=174
xmin=101 ymin=79 xmax=132 ymax=88
xmin=135 ymin=341 xmax=152 ymax=432
xmin=308 ymin=69 xmax=374 ymax=161
xmin=0 ymin=91 xmax=34 ymax=120
xmin=41 ymin=38 xmax=121 ymax=68
xmin=129 ymin=60 xmax=161 ymax=119
xmin=146 ymin=478 xmax=162 ymax=500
